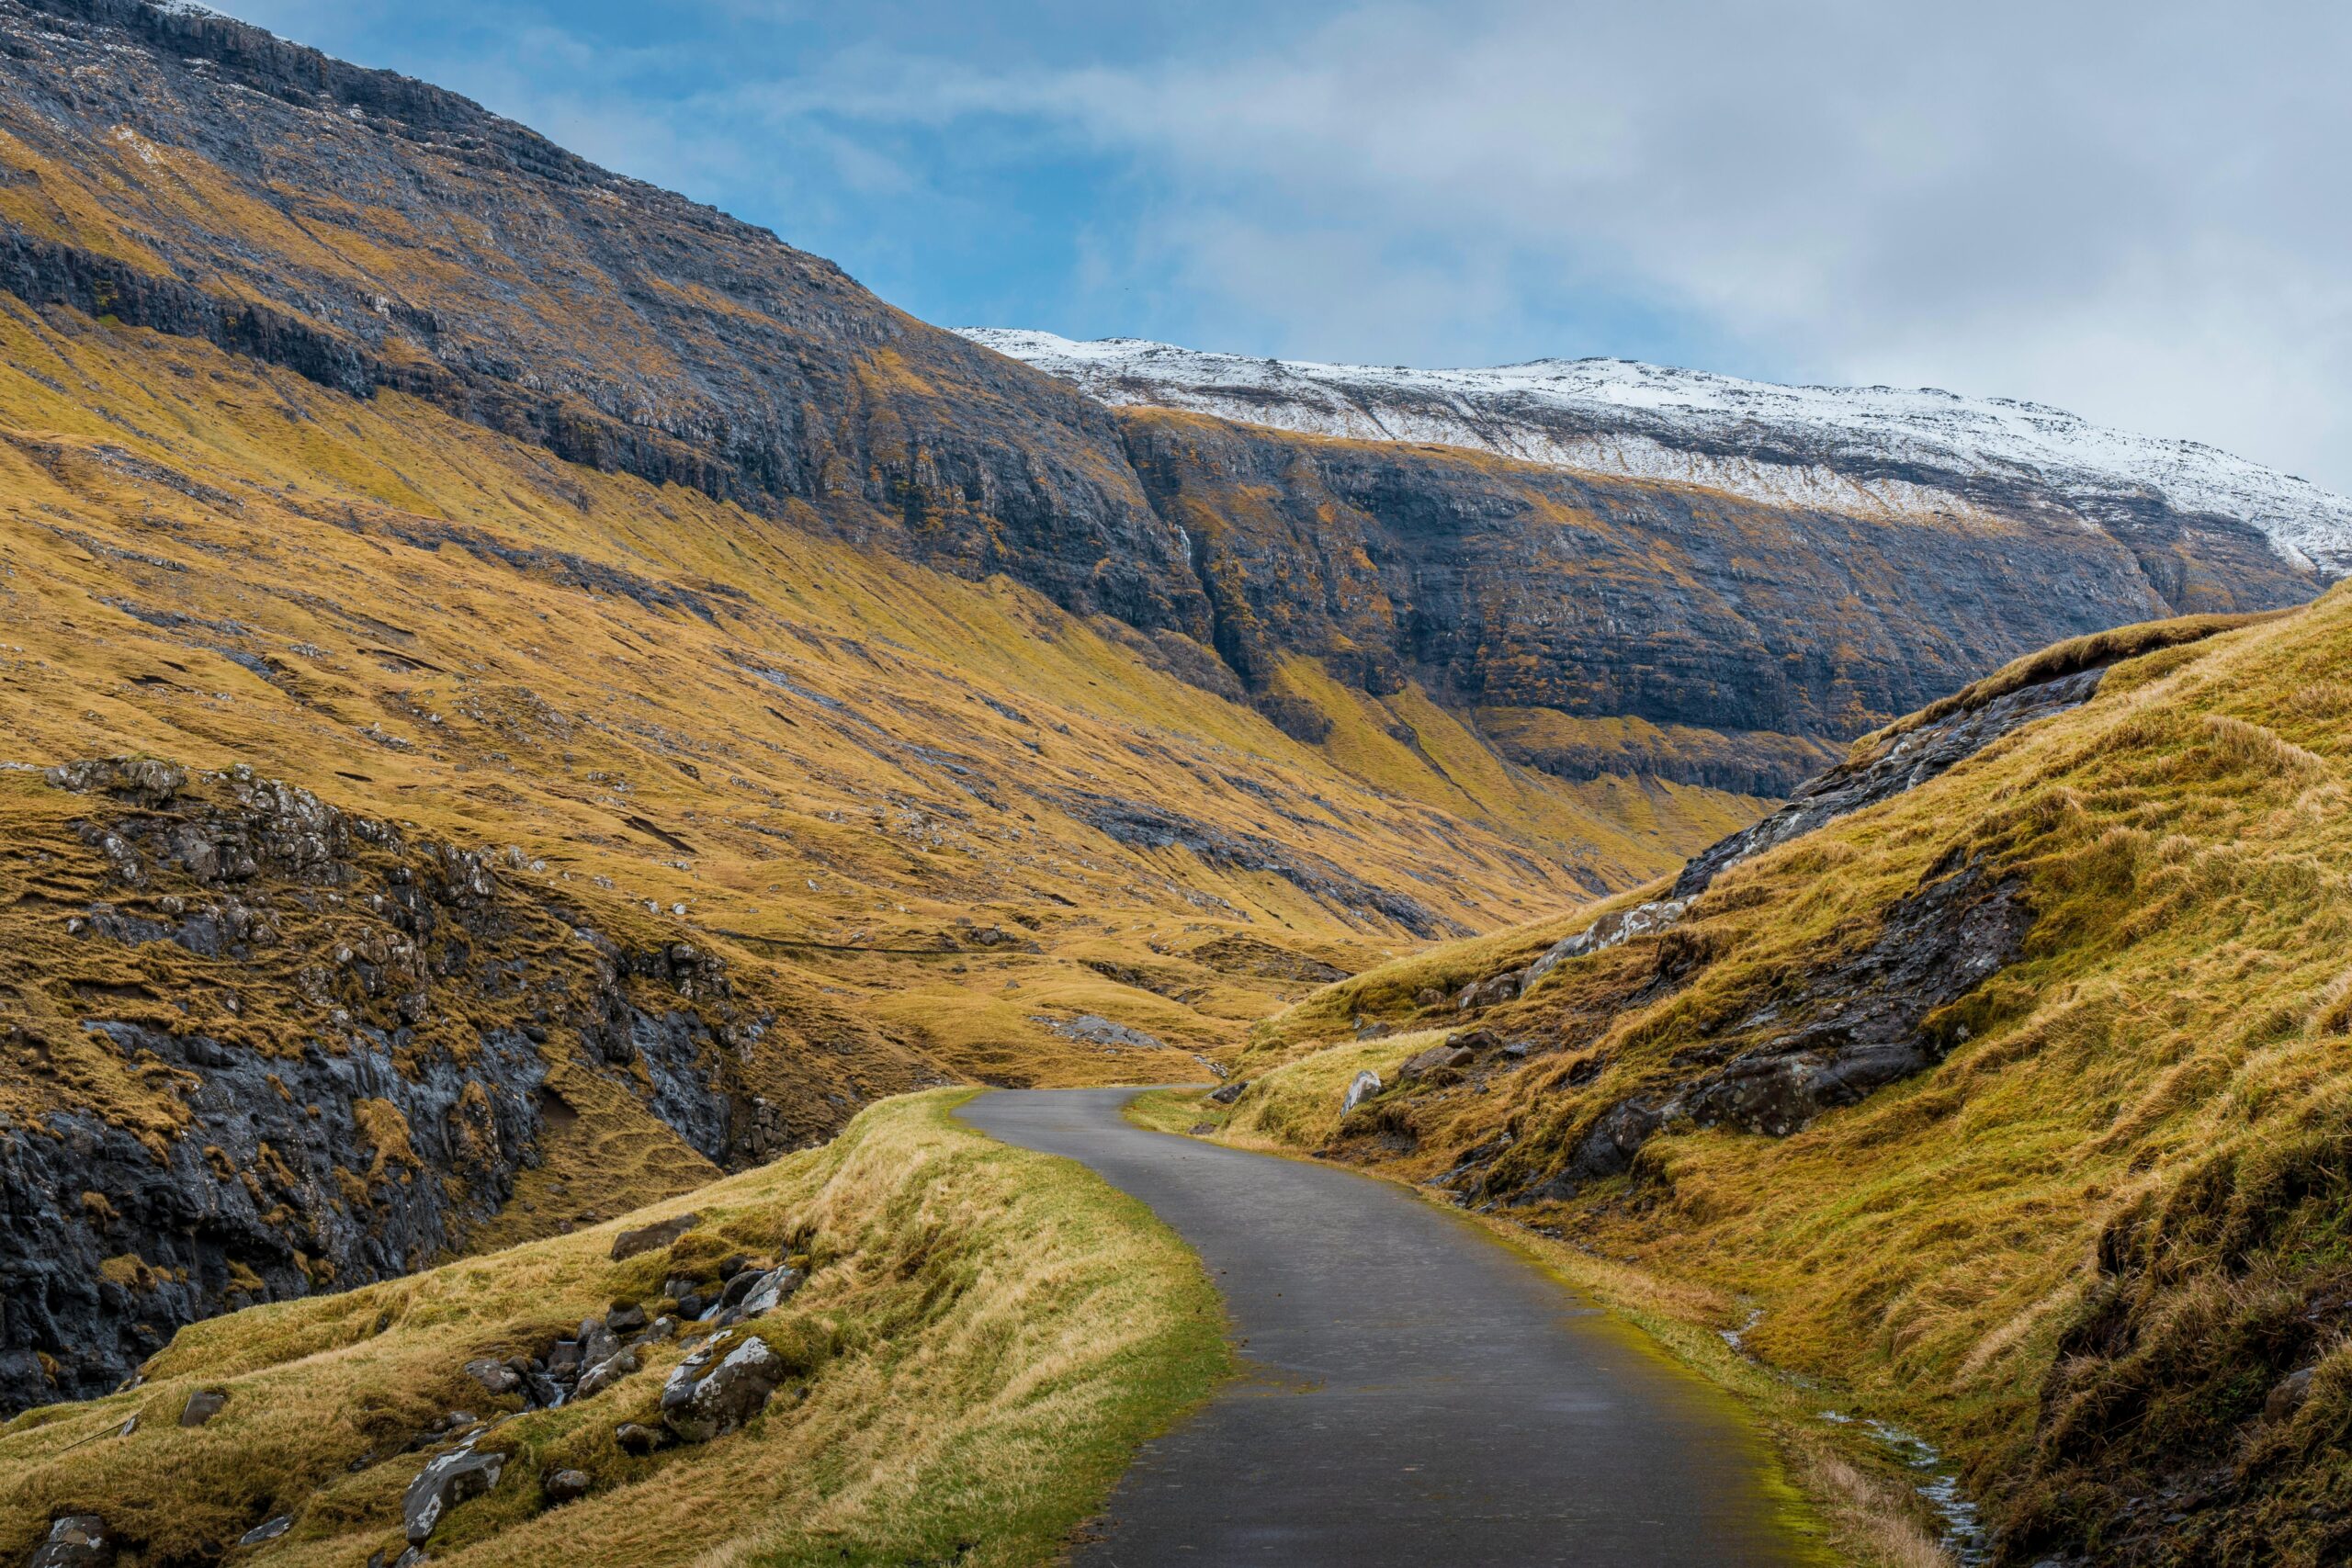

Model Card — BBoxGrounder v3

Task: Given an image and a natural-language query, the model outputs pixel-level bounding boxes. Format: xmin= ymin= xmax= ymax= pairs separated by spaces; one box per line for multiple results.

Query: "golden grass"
xmin=0 ymin=1089 xmax=1229 ymax=1568
xmin=0 ymin=299 xmax=1758 ymax=1107
xmin=1216 ymin=594 xmax=2352 ymax=1559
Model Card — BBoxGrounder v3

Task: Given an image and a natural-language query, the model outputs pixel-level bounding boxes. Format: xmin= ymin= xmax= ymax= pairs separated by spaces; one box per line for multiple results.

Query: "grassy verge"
xmin=1143 ymin=1071 xmax=1956 ymax=1566
xmin=1 ymin=1089 xmax=1229 ymax=1568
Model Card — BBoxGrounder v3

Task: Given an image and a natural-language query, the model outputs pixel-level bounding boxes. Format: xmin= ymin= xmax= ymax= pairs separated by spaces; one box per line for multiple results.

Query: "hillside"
xmin=1190 ymin=598 xmax=2352 ymax=1564
xmin=0 ymin=1090 xmax=1229 ymax=1568
xmin=967 ymin=330 xmax=2352 ymax=576
xmin=0 ymin=0 xmax=2338 ymax=1510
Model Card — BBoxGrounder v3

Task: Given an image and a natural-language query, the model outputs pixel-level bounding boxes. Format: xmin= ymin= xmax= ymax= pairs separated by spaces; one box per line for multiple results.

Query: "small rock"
xmin=1446 ymin=1028 xmax=1502 ymax=1053
xmin=1413 ymin=987 xmax=1446 ymax=1010
xmin=393 ymin=1550 xmax=426 ymax=1568
xmin=2266 ymin=1366 xmax=2317 ymax=1424
xmin=542 ymin=1470 xmax=593 ymax=1506
xmin=1206 ymin=1078 xmax=1249 ymax=1105
xmin=577 ymin=1317 xmax=621 ymax=1369
xmin=700 ymin=1268 xmax=764 ymax=1320
xmin=574 ymin=1348 xmax=639 ymax=1400
xmin=638 ymin=1315 xmax=678 ymax=1345
xmin=180 ymin=1388 xmax=230 ymax=1427
xmin=463 ymin=1359 xmax=521 ymax=1397
xmin=736 ymin=1267 xmax=804 ymax=1319
xmin=609 ymin=1213 xmax=700 ymax=1262
xmin=1454 ymin=971 xmax=1523 ymax=1011
xmin=673 ymin=1292 xmax=707 ymax=1321
xmin=1341 ymin=1070 xmax=1382 ymax=1113
xmin=1397 ymin=1044 xmax=1475 ymax=1083
xmin=605 ymin=1303 xmax=649 ymax=1336
xmin=661 ymin=1336 xmax=787 ymax=1443
xmin=717 ymin=1254 xmax=750 ymax=1281
xmin=614 ymin=1421 xmax=662 ymax=1455
xmin=545 ymin=1339 xmax=582 ymax=1372
xmin=1189 ymin=1122 xmax=1218 ymax=1135
xmin=239 ymin=1516 xmax=293 ymax=1546
xmin=402 ymin=1444 xmax=506 ymax=1544
xmin=28 ymin=1515 xmax=113 ymax=1568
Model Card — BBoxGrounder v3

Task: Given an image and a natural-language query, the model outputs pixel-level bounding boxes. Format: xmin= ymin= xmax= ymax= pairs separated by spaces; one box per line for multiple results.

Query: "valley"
xmin=0 ymin=2 xmax=2346 ymax=1565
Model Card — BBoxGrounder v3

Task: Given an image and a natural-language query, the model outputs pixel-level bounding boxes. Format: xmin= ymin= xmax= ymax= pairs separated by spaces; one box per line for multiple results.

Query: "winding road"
xmin=957 ymin=1088 xmax=1810 ymax=1568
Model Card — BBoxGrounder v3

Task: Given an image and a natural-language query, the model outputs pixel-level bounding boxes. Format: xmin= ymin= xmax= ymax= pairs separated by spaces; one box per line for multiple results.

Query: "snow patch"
xmin=962 ymin=329 xmax=2352 ymax=575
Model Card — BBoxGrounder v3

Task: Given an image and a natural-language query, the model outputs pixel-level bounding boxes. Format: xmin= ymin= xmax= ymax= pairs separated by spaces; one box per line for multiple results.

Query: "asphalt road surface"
xmin=957 ymin=1087 xmax=1810 ymax=1568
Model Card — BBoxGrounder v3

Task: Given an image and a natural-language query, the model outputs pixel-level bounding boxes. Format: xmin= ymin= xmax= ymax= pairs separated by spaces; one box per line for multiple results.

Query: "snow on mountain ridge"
xmin=961 ymin=329 xmax=2352 ymax=575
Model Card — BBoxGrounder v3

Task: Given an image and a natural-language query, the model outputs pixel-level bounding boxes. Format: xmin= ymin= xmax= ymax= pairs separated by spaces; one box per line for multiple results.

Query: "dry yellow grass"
xmin=1206 ymin=596 xmax=2352 ymax=1562
xmin=0 ymin=1089 xmax=1229 ymax=1568
xmin=0 ymin=299 xmax=1759 ymax=1098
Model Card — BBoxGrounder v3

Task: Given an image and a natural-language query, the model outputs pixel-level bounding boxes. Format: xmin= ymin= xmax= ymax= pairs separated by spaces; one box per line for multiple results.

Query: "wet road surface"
xmin=958 ymin=1087 xmax=1809 ymax=1568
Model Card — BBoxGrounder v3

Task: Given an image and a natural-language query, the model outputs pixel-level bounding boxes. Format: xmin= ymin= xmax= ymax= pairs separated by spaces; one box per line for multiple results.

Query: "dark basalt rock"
xmin=1059 ymin=791 xmax=1457 ymax=938
xmin=1534 ymin=853 xmax=2030 ymax=1199
xmin=1673 ymin=666 xmax=2109 ymax=898
xmin=0 ymin=762 xmax=872 ymax=1416
xmin=0 ymin=0 xmax=2319 ymax=816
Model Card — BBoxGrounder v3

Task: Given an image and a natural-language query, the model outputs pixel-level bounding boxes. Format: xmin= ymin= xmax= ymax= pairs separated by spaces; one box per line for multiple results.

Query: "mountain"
xmin=0 ymin=1 xmax=2341 ymax=1545
xmin=1209 ymin=597 xmax=2352 ymax=1565
xmin=965 ymin=330 xmax=2352 ymax=578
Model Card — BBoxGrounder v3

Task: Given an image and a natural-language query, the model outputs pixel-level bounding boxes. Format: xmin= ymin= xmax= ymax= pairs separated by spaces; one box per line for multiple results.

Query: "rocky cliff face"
xmin=1114 ymin=412 xmax=2296 ymax=791
xmin=0 ymin=760 xmax=926 ymax=1414
xmin=0 ymin=0 xmax=2327 ymax=804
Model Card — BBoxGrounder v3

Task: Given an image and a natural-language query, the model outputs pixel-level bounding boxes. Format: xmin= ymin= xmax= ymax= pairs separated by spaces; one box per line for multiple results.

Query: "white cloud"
xmin=759 ymin=0 xmax=2352 ymax=486
xmin=197 ymin=0 xmax=2352 ymax=488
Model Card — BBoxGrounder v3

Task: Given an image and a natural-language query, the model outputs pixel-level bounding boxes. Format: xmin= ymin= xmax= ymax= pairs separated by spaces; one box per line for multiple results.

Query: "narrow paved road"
xmin=958 ymin=1088 xmax=1810 ymax=1568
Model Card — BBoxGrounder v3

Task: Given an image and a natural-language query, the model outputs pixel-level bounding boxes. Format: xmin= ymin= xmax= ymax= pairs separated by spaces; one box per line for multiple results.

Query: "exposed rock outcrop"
xmin=0 ymin=0 xmax=2322 ymax=812
xmin=0 ymin=761 xmax=909 ymax=1415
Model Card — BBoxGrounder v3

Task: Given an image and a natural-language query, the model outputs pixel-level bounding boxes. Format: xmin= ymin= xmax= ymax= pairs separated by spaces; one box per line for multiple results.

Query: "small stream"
xmin=1820 ymin=1411 xmax=1992 ymax=1565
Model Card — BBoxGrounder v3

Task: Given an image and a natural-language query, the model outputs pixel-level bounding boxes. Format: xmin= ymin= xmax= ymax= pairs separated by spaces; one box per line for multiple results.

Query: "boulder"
xmin=605 ymin=1303 xmax=649 ymax=1336
xmin=577 ymin=1318 xmax=621 ymax=1370
xmin=1207 ymin=1078 xmax=1250 ymax=1105
xmin=238 ymin=1517 xmax=292 ymax=1546
xmin=542 ymin=1469 xmax=593 ymax=1506
xmin=402 ymin=1443 xmax=506 ymax=1543
xmin=28 ymin=1516 xmax=113 ymax=1568
xmin=736 ymin=1267 xmax=803 ymax=1319
xmin=179 ymin=1388 xmax=229 ymax=1427
xmin=1447 ymin=1028 xmax=1502 ymax=1053
xmin=1397 ymin=1044 xmax=1475 ymax=1083
xmin=2267 ymin=1366 xmax=2317 ymax=1424
xmin=660 ymin=1337 xmax=787 ymax=1443
xmin=1413 ymin=987 xmax=1447 ymax=1010
xmin=1341 ymin=1071 xmax=1382 ymax=1113
xmin=614 ymin=1421 xmax=663 ymax=1455
xmin=1454 ymin=971 xmax=1523 ymax=1011
xmin=574 ymin=1348 xmax=639 ymax=1400
xmin=610 ymin=1213 xmax=700 ymax=1262
xmin=463 ymin=1359 xmax=521 ymax=1397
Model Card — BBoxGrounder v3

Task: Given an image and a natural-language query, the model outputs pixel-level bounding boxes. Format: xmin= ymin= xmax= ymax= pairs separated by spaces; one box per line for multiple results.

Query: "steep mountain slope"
xmin=0 ymin=0 xmax=2335 ymax=1453
xmin=968 ymin=330 xmax=2352 ymax=576
xmin=1206 ymin=598 xmax=2352 ymax=1564
xmin=979 ymin=332 xmax=2338 ymax=791
xmin=0 ymin=265 xmax=1760 ymax=1416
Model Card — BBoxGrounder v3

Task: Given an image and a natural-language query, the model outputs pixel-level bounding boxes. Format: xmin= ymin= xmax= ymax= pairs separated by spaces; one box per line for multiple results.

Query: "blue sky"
xmin=223 ymin=1 xmax=2352 ymax=490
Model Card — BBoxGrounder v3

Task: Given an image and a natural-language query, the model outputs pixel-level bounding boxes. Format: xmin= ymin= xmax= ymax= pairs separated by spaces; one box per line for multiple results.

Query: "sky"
xmin=220 ymin=0 xmax=2352 ymax=491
